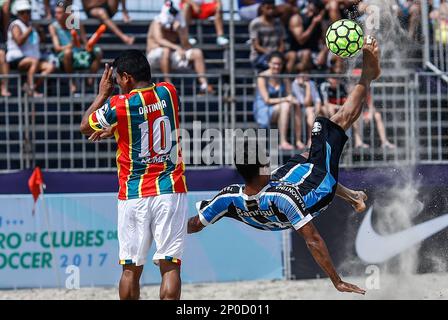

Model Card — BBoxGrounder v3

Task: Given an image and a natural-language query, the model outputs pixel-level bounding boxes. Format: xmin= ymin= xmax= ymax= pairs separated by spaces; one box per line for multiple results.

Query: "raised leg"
xmin=335 ymin=184 xmax=368 ymax=213
xmin=119 ymin=264 xmax=143 ymax=300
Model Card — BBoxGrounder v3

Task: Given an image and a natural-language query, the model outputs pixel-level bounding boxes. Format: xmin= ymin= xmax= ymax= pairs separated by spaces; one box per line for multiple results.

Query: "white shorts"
xmin=147 ymin=48 xmax=194 ymax=70
xmin=117 ymin=193 xmax=188 ymax=267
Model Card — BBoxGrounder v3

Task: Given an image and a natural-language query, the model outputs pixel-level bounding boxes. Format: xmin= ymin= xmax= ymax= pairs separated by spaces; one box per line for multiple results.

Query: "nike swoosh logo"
xmin=355 ymin=207 xmax=448 ymax=263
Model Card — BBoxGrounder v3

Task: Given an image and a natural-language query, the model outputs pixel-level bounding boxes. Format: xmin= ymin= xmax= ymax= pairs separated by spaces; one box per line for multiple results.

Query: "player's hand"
xmin=334 ymin=280 xmax=366 ymax=295
xmin=88 ymin=127 xmax=115 ymax=142
xmin=99 ymin=63 xmax=114 ymax=98
xmin=176 ymin=48 xmax=187 ymax=61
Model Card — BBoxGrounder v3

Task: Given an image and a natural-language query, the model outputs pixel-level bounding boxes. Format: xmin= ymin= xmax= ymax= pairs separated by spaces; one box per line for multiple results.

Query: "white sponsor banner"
xmin=0 ymin=192 xmax=283 ymax=289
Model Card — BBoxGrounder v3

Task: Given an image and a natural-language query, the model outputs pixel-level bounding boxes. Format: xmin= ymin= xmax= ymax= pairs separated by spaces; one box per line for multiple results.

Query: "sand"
xmin=1 ymin=272 xmax=447 ymax=300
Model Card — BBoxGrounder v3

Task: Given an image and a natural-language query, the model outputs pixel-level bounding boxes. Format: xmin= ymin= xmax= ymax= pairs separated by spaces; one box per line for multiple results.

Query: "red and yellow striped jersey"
xmin=89 ymin=82 xmax=187 ymax=200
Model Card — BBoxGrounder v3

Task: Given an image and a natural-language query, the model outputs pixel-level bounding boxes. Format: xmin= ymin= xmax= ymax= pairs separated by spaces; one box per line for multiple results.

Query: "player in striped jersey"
xmin=80 ymin=50 xmax=187 ymax=300
xmin=188 ymin=36 xmax=381 ymax=295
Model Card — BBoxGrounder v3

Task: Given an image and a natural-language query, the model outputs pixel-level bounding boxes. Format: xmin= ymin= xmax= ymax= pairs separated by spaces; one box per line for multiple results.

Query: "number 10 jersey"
xmin=89 ymin=82 xmax=188 ymax=200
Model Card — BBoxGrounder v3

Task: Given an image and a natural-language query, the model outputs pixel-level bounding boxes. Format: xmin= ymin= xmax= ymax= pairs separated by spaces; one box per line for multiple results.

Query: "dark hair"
xmin=235 ymin=140 xmax=269 ymax=183
xmin=112 ymin=50 xmax=152 ymax=82
xmin=168 ymin=0 xmax=179 ymax=16
xmin=267 ymin=51 xmax=285 ymax=63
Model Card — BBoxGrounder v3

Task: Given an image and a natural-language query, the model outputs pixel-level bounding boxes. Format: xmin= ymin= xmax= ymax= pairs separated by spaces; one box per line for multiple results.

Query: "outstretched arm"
xmin=335 ymin=184 xmax=367 ymax=213
xmin=297 ymin=222 xmax=366 ymax=295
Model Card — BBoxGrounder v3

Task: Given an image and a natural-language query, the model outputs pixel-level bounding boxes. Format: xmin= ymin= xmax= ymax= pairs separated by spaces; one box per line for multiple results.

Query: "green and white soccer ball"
xmin=325 ymin=19 xmax=364 ymax=58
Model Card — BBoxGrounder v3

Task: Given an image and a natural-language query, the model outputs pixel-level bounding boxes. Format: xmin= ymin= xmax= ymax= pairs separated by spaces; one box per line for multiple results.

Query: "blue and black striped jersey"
xmin=196 ymin=182 xmax=313 ymax=231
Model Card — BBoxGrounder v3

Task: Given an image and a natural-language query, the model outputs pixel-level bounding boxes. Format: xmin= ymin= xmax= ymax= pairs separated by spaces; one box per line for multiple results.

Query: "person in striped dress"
xmin=80 ymin=50 xmax=188 ymax=300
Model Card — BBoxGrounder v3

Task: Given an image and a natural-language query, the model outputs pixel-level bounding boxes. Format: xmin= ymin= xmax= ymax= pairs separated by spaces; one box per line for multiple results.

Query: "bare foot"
xmin=361 ymin=36 xmax=381 ymax=81
xmin=279 ymin=142 xmax=294 ymax=151
xmin=351 ymin=191 xmax=368 ymax=213
xmin=124 ymin=36 xmax=135 ymax=45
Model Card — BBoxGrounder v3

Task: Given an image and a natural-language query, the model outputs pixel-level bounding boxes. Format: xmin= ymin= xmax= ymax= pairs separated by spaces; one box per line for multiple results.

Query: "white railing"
xmin=1 ymin=70 xmax=447 ymax=172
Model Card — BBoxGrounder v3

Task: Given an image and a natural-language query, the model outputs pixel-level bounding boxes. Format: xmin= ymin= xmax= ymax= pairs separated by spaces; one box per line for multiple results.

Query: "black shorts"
xmin=272 ymin=117 xmax=348 ymax=215
xmin=86 ymin=3 xmax=115 ymax=19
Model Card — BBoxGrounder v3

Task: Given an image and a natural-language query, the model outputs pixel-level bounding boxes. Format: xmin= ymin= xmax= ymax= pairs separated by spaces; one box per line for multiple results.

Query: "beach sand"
xmin=1 ymin=272 xmax=447 ymax=300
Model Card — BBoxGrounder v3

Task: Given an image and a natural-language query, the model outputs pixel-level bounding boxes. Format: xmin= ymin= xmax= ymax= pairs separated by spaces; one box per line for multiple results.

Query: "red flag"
xmin=28 ymin=167 xmax=44 ymax=215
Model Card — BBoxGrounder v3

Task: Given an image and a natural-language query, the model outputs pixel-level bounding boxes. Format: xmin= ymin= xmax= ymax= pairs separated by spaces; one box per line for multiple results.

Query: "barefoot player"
xmin=188 ymin=36 xmax=381 ymax=295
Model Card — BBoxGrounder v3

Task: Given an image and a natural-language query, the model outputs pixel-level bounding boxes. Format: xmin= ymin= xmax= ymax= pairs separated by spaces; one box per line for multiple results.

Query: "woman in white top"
xmin=6 ymin=0 xmax=54 ymax=97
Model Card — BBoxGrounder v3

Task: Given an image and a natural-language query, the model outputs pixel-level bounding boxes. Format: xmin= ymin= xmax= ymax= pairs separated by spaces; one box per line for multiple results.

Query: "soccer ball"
xmin=325 ymin=19 xmax=364 ymax=58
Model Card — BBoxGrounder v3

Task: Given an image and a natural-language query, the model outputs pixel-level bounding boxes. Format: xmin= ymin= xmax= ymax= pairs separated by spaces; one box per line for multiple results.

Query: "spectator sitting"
xmin=146 ymin=2 xmax=214 ymax=95
xmin=181 ymin=0 xmax=229 ymax=46
xmin=6 ymin=0 xmax=55 ymax=97
xmin=81 ymin=0 xmax=134 ymax=45
xmin=49 ymin=2 xmax=102 ymax=92
xmin=286 ymin=0 xmax=327 ymax=73
xmin=291 ymin=74 xmax=323 ymax=148
xmin=253 ymin=52 xmax=297 ymax=151
xmin=249 ymin=0 xmax=290 ymax=72
xmin=276 ymin=0 xmax=301 ymax=24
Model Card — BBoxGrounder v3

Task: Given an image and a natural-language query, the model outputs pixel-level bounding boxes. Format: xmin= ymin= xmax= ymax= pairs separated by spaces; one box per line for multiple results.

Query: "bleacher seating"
xmin=1 ymin=13 xmax=447 ymax=171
